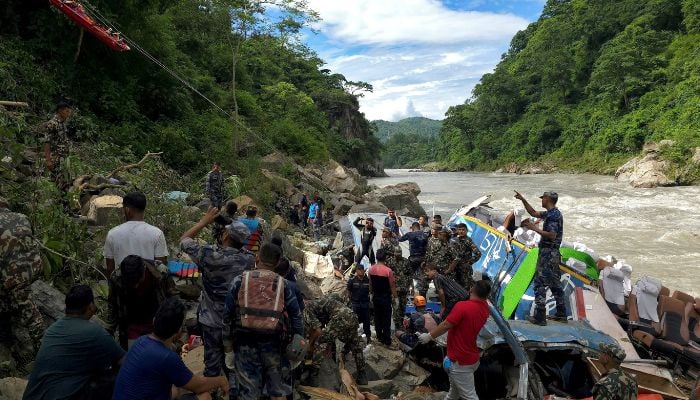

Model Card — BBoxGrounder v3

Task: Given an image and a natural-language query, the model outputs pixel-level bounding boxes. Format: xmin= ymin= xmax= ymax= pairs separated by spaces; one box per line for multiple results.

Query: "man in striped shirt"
xmin=427 ymin=264 xmax=469 ymax=319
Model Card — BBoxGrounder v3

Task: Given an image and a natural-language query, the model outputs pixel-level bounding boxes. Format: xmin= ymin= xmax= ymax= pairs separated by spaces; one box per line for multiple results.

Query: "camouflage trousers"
xmin=322 ymin=312 xmax=366 ymax=376
xmin=393 ymin=289 xmax=409 ymax=329
xmin=409 ymin=256 xmax=428 ymax=296
xmin=235 ymin=340 xmax=291 ymax=398
xmin=533 ymin=248 xmax=566 ymax=320
xmin=201 ymin=324 xmax=237 ymax=397
xmin=0 ymin=283 xmax=44 ymax=360
xmin=455 ymin=263 xmax=474 ymax=291
xmin=48 ymin=156 xmax=69 ymax=192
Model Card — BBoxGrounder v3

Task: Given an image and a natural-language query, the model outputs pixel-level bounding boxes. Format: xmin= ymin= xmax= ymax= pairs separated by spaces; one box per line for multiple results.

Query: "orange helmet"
xmin=413 ymin=296 xmax=426 ymax=307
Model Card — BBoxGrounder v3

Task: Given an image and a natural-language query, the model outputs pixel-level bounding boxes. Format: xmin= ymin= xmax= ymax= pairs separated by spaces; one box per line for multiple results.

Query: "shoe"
xmin=356 ymin=371 xmax=368 ymax=386
xmin=526 ymin=316 xmax=547 ymax=326
xmin=549 ymin=314 xmax=568 ymax=323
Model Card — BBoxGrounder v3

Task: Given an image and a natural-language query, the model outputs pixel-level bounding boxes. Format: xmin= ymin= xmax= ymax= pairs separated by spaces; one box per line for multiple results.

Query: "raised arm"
xmin=514 ymin=191 xmax=540 ymax=218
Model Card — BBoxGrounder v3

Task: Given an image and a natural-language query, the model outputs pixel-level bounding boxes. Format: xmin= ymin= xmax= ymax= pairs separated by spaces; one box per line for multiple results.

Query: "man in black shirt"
xmin=347 ymin=264 xmax=371 ymax=344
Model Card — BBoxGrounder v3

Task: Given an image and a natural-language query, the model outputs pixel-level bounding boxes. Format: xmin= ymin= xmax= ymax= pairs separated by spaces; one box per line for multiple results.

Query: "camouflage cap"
xmin=225 ymin=220 xmax=250 ymax=243
xmin=599 ymin=343 xmax=626 ymax=362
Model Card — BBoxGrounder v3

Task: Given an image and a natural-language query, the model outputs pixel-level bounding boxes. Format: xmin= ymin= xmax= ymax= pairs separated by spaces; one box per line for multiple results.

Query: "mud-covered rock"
xmin=363 ymin=344 xmax=405 ymax=380
xmin=359 ymin=379 xmax=395 ymax=398
xmin=0 ymin=377 xmax=27 ymax=400
xmin=85 ymin=195 xmax=123 ymax=226
xmin=363 ymin=183 xmax=425 ymax=217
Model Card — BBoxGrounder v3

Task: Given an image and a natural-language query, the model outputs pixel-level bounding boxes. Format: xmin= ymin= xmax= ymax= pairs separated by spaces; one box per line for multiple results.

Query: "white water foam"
xmin=370 ymin=170 xmax=700 ymax=295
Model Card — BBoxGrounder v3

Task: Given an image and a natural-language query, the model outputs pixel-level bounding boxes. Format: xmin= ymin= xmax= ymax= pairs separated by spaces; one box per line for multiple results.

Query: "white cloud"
xmin=307 ymin=0 xmax=528 ymax=45
xmin=305 ymin=1 xmax=531 ymax=121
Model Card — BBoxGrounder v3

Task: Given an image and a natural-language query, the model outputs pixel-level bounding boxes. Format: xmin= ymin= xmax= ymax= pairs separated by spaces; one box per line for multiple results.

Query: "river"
xmin=369 ymin=170 xmax=700 ymax=295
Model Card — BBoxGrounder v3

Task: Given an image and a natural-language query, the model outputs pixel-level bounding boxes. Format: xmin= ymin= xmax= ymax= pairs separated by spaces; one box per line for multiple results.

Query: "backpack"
xmin=237 ymin=269 xmax=285 ymax=334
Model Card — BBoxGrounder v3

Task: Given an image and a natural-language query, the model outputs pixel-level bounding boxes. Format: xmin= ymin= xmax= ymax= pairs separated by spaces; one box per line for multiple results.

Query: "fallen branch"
xmin=36 ymin=239 xmax=109 ymax=282
xmin=0 ymin=100 xmax=29 ymax=108
xmin=106 ymin=151 xmax=162 ymax=178
xmin=79 ymin=183 xmax=125 ymax=192
xmin=298 ymin=386 xmax=354 ymax=400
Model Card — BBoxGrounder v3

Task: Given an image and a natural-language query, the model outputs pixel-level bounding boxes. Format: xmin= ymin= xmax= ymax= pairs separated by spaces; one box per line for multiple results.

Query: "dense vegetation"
xmin=375 ymin=117 xmax=442 ymax=168
xmin=374 ymin=117 xmax=442 ymax=142
xmin=0 ymin=0 xmax=380 ymax=176
xmin=0 ymin=0 xmax=381 ymax=285
xmin=438 ymin=0 xmax=700 ymax=173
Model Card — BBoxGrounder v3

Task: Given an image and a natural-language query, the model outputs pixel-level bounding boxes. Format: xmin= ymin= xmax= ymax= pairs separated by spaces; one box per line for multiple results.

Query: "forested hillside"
xmin=375 ymin=117 xmax=442 ymax=168
xmin=374 ymin=117 xmax=442 ymax=142
xmin=438 ymin=0 xmax=700 ymax=173
xmin=0 ymin=0 xmax=380 ymax=177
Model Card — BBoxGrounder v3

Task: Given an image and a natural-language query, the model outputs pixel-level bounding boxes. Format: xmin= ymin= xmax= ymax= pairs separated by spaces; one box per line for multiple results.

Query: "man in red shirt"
xmin=418 ymin=280 xmax=491 ymax=400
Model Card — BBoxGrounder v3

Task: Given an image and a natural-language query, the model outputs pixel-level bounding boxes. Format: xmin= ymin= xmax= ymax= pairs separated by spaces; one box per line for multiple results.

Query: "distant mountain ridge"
xmin=373 ymin=117 xmax=442 ymax=142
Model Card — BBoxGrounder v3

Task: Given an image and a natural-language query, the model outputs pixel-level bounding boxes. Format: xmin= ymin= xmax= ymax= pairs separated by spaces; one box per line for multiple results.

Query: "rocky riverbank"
xmin=419 ymin=141 xmax=700 ymax=189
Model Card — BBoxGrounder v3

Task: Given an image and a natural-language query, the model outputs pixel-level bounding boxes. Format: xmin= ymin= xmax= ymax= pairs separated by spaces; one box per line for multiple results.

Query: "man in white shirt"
xmin=104 ymin=192 xmax=168 ymax=275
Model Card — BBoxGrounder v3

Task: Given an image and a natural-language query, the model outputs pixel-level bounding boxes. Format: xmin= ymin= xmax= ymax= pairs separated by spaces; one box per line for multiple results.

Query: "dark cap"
xmin=355 ymin=263 xmax=365 ymax=271
xmin=539 ymin=191 xmax=559 ymax=202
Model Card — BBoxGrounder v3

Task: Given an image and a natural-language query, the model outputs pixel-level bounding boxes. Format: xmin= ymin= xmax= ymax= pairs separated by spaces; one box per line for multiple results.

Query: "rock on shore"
xmin=615 ymin=141 xmax=700 ymax=188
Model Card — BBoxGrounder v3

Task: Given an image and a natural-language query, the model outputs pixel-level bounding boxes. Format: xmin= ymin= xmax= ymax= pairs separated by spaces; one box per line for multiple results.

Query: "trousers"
xmin=445 ymin=361 xmax=480 ymax=400
xmin=373 ymin=302 xmax=392 ymax=345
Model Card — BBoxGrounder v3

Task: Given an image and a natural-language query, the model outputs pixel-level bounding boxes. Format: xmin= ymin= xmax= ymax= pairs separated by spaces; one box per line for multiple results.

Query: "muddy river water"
xmin=370 ymin=170 xmax=700 ymax=295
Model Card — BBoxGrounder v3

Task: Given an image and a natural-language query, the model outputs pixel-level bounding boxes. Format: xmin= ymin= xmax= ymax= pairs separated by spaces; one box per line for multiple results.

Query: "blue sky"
xmin=301 ymin=0 xmax=545 ymax=121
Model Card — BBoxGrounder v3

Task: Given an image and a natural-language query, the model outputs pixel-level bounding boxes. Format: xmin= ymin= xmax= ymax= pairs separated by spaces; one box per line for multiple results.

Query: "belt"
xmin=539 ymin=244 xmax=560 ymax=249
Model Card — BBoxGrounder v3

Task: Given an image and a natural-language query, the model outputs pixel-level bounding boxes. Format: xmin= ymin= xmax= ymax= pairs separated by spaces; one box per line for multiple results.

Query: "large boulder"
xmin=392 ymin=359 xmax=430 ymax=394
xmin=261 ymin=169 xmax=296 ymax=198
xmin=329 ymin=193 xmax=361 ymax=217
xmin=30 ymin=280 xmax=66 ymax=327
xmin=615 ymin=153 xmax=675 ymax=188
xmin=348 ymin=201 xmax=387 ymax=215
xmin=320 ymin=160 xmax=367 ymax=195
xmin=85 ymin=195 xmax=123 ymax=226
xmin=363 ymin=344 xmax=405 ymax=380
xmin=363 ymin=182 xmax=426 ymax=217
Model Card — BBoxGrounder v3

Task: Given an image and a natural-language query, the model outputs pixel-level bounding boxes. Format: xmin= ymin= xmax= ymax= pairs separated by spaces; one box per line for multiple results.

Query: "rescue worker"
xmin=353 ymin=216 xmax=377 ymax=264
xmin=384 ymin=208 xmax=402 ymax=237
xmin=418 ymin=215 xmax=431 ymax=234
xmin=205 ymin=162 xmax=225 ymax=209
xmin=381 ymin=228 xmax=412 ymax=328
xmin=180 ymin=207 xmax=254 ymax=390
xmin=426 ymin=264 xmax=469 ymax=318
xmin=223 ymin=243 xmax=303 ymax=400
xmin=399 ymin=222 xmax=429 ymax=296
xmin=304 ymin=294 xmax=368 ymax=385
xmin=39 ymin=100 xmax=72 ymax=192
xmin=424 ymin=227 xmax=453 ymax=280
xmin=0 ymin=197 xmax=44 ymax=368
xmin=515 ymin=191 xmax=567 ymax=325
xmin=592 ymin=343 xmax=637 ymax=400
xmin=447 ymin=223 xmax=482 ymax=290
xmin=346 ymin=264 xmax=371 ymax=344
xmin=394 ymin=295 xmax=440 ymax=350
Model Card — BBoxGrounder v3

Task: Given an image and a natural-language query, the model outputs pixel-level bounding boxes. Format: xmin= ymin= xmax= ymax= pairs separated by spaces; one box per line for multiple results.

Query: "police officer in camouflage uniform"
xmin=515 ymin=191 xmax=567 ymax=326
xmin=424 ymin=227 xmax=454 ymax=280
xmin=380 ymin=228 xmax=412 ymax=328
xmin=39 ymin=101 xmax=72 ymax=192
xmin=205 ymin=162 xmax=225 ymax=209
xmin=180 ymin=207 xmax=255 ymax=389
xmin=304 ymin=294 xmax=368 ymax=385
xmin=592 ymin=343 xmax=637 ymax=400
xmin=0 ymin=196 xmax=44 ymax=366
xmin=223 ymin=243 xmax=303 ymax=400
xmin=447 ymin=223 xmax=482 ymax=290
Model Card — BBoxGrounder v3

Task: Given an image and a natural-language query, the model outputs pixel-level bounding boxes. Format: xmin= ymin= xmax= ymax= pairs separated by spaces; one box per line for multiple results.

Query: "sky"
xmin=302 ymin=0 xmax=545 ymax=121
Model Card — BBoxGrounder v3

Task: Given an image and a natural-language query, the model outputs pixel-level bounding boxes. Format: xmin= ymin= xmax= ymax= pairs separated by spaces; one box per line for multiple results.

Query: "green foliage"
xmin=373 ymin=117 xmax=443 ymax=142
xmin=437 ymin=0 xmax=700 ymax=173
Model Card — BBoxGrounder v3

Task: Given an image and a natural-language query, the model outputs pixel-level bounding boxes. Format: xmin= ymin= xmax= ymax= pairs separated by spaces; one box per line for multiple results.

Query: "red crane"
xmin=48 ymin=0 xmax=130 ymax=52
